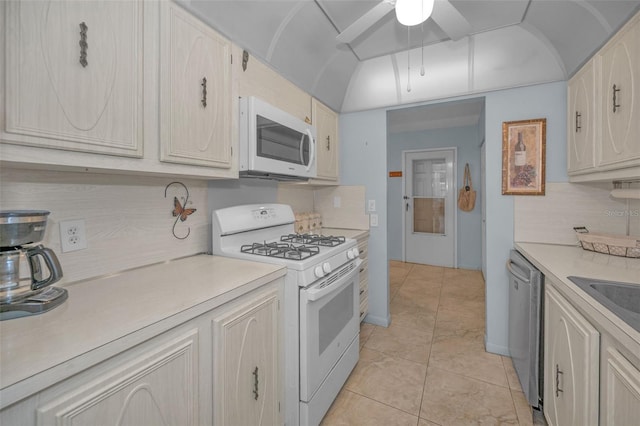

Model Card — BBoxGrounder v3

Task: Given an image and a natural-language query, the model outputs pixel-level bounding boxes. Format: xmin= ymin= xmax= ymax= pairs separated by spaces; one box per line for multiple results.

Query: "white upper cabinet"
xmin=568 ymin=11 xmax=640 ymax=182
xmin=159 ymin=1 xmax=232 ymax=169
xmin=233 ymin=45 xmax=312 ymax=124
xmin=3 ymin=0 xmax=143 ymax=157
xmin=597 ymin=14 xmax=640 ymax=171
xmin=567 ymin=59 xmax=596 ymax=174
xmin=311 ymin=98 xmax=339 ymax=182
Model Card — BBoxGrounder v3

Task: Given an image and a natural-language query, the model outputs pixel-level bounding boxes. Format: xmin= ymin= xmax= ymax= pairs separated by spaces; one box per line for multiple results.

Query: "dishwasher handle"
xmin=506 ymin=260 xmax=531 ymax=284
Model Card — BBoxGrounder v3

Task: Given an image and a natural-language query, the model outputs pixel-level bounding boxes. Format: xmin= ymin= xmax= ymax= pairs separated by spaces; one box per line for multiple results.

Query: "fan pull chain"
xmin=407 ymin=26 xmax=411 ymax=92
xmin=420 ymin=20 xmax=425 ymax=76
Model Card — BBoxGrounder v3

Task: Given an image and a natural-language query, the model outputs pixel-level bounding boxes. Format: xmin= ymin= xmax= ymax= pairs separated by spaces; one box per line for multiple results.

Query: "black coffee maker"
xmin=0 ymin=210 xmax=67 ymax=320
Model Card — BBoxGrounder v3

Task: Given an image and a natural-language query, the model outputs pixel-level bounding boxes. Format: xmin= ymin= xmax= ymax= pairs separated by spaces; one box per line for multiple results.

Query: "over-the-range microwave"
xmin=239 ymin=96 xmax=317 ymax=181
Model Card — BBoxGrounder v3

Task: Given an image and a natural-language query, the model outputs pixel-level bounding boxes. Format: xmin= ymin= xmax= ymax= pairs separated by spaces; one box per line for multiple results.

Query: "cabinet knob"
xmin=79 ymin=22 xmax=88 ymax=68
xmin=252 ymin=366 xmax=259 ymax=400
xmin=555 ymin=364 xmax=564 ymax=397
xmin=201 ymin=77 xmax=207 ymax=108
xmin=612 ymin=84 xmax=621 ymax=113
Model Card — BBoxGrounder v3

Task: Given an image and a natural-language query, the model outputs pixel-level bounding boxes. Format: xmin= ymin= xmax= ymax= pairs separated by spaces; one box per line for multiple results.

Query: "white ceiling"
xmin=181 ymin=0 xmax=640 ymax=113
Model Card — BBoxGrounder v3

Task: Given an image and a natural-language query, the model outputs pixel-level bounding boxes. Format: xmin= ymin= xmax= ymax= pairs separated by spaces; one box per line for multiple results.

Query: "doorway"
xmin=402 ymin=148 xmax=457 ymax=267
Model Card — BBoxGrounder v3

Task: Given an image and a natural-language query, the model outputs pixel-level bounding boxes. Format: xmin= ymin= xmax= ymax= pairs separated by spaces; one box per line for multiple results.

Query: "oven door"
xmin=299 ymin=259 xmax=360 ymax=402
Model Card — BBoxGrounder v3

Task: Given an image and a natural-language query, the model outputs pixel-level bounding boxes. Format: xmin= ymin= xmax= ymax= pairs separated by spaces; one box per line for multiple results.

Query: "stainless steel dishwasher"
xmin=507 ymin=249 xmax=544 ymax=409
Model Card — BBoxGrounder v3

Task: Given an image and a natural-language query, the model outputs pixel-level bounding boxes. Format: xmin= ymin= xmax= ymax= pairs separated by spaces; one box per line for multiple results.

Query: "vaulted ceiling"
xmin=181 ymin=0 xmax=640 ymax=113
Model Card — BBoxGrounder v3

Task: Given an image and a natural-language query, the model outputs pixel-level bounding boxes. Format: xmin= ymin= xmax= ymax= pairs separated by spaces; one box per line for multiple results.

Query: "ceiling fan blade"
xmin=336 ymin=1 xmax=395 ymax=44
xmin=431 ymin=0 xmax=471 ymax=41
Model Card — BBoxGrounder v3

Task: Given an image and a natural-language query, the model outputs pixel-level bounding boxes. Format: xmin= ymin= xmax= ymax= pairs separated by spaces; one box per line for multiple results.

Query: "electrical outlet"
xmin=60 ymin=219 xmax=88 ymax=253
xmin=368 ymin=199 xmax=376 ymax=212
xmin=333 ymin=196 xmax=341 ymax=208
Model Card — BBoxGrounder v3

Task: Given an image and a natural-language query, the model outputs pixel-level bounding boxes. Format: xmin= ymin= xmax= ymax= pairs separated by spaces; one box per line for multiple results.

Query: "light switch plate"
xmin=370 ymin=214 xmax=378 ymax=227
xmin=368 ymin=199 xmax=376 ymax=212
xmin=334 ymin=196 xmax=341 ymax=208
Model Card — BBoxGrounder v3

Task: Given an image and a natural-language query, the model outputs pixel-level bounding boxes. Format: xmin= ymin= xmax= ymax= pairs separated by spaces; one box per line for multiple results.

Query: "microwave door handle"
xmin=305 ymin=129 xmax=315 ymax=172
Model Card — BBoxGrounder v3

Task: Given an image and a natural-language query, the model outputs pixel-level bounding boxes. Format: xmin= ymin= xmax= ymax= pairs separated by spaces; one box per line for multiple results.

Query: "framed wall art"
xmin=502 ymin=118 xmax=546 ymax=195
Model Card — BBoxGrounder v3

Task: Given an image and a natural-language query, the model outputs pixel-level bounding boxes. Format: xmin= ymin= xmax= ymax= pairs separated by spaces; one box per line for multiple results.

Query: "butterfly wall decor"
xmin=164 ymin=182 xmax=196 ymax=239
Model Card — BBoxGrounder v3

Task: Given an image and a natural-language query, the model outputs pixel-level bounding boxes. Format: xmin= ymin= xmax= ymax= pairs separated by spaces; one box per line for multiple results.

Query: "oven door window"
xmin=319 ymin=284 xmax=354 ymax=355
xmin=257 ymin=115 xmax=310 ymax=165
xmin=299 ymin=271 xmax=359 ymax=402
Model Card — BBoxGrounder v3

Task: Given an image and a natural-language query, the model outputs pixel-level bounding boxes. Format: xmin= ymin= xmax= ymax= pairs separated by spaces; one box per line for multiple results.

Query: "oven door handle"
xmin=305 ymin=259 xmax=360 ymax=302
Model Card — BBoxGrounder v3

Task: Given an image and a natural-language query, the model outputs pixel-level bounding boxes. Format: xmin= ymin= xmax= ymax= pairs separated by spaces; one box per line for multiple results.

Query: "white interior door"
xmin=403 ymin=149 xmax=456 ymax=267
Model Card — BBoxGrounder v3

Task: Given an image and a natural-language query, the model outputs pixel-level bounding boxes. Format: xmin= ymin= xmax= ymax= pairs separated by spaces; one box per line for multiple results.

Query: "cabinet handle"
xmin=326 ymin=136 xmax=331 ymax=151
xmin=79 ymin=22 xmax=88 ymax=68
xmin=612 ymin=84 xmax=621 ymax=113
xmin=360 ymin=289 xmax=364 ymax=295
xmin=201 ymin=77 xmax=207 ymax=108
xmin=575 ymin=111 xmax=581 ymax=132
xmin=252 ymin=366 xmax=259 ymax=400
xmin=359 ymin=267 xmax=365 ymax=273
xmin=555 ymin=364 xmax=564 ymax=397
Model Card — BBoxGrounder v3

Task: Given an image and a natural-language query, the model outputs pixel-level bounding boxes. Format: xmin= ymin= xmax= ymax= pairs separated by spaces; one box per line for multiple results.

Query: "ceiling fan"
xmin=336 ymin=0 xmax=471 ymax=44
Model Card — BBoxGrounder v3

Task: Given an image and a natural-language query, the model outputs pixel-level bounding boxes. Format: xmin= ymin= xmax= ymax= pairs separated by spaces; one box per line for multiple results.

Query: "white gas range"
xmin=212 ymin=204 xmax=361 ymax=426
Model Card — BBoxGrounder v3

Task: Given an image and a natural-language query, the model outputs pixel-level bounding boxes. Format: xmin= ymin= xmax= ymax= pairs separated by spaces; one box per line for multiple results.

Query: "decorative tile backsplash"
xmin=514 ymin=182 xmax=637 ymax=245
xmin=0 ymin=168 xmax=208 ymax=284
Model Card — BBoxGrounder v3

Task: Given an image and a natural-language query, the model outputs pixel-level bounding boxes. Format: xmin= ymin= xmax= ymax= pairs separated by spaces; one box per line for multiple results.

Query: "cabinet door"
xmin=598 ymin=16 xmax=640 ymax=169
xmin=234 ymin=46 xmax=312 ymax=123
xmin=159 ymin=2 xmax=232 ymax=168
xmin=602 ymin=347 xmax=640 ymax=426
xmin=567 ymin=60 xmax=596 ymax=174
xmin=212 ymin=286 xmax=281 ymax=426
xmin=544 ymin=286 xmax=599 ymax=426
xmin=312 ymin=98 xmax=339 ymax=181
xmin=4 ymin=0 xmax=143 ymax=157
xmin=36 ymin=329 xmax=199 ymax=426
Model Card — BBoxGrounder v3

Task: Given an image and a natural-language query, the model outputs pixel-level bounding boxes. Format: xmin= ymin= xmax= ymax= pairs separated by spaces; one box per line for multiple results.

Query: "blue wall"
xmin=339 ymin=108 xmax=390 ymax=327
xmin=339 ymin=80 xmax=568 ymax=352
xmin=387 ymin=124 xmax=483 ymax=270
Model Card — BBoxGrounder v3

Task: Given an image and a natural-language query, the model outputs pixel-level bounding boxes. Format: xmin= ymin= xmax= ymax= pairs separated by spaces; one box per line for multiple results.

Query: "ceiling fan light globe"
xmin=395 ymin=0 xmax=435 ymax=26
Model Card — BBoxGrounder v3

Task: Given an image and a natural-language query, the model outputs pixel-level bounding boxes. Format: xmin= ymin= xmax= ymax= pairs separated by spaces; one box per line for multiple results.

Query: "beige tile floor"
xmin=321 ymin=260 xmax=543 ymax=426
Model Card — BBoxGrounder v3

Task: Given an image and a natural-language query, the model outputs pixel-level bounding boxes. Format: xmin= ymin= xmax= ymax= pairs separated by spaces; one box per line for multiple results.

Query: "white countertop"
xmin=0 ymin=254 xmax=285 ymax=407
xmin=515 ymin=242 xmax=640 ymax=349
xmin=321 ymin=228 xmax=369 ymax=240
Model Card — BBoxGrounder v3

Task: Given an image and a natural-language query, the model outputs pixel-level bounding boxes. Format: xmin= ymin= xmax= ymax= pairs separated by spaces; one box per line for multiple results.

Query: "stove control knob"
xmin=322 ymin=262 xmax=332 ymax=274
xmin=314 ymin=265 xmax=325 ymax=278
xmin=347 ymin=248 xmax=359 ymax=259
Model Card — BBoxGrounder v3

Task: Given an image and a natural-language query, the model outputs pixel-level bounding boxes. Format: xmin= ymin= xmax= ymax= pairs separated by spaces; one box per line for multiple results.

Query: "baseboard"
xmin=363 ymin=313 xmax=390 ymax=327
xmin=484 ymin=335 xmax=510 ymax=356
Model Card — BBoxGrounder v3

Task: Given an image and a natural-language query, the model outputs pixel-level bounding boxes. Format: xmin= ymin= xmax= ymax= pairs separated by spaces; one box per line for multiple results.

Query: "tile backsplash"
xmin=514 ymin=182 xmax=639 ymax=245
xmin=1 ymin=168 xmax=208 ymax=284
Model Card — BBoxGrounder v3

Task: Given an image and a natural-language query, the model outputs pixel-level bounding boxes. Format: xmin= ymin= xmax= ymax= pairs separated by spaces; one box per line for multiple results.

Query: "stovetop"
xmin=280 ymin=234 xmax=346 ymax=247
xmin=240 ymin=234 xmax=346 ymax=261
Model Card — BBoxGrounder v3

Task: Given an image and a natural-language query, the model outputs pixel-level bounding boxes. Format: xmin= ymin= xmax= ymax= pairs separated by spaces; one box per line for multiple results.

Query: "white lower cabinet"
xmin=544 ymin=284 xmax=599 ymax=426
xmin=356 ymin=234 xmax=369 ymax=322
xmin=0 ymin=279 xmax=283 ymax=426
xmin=601 ymin=346 xmax=640 ymax=425
xmin=36 ymin=329 xmax=200 ymax=426
xmin=211 ymin=284 xmax=281 ymax=426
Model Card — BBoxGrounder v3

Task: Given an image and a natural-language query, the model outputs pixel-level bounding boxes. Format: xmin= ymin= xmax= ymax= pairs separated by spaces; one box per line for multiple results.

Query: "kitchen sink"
xmin=568 ymin=276 xmax=640 ymax=333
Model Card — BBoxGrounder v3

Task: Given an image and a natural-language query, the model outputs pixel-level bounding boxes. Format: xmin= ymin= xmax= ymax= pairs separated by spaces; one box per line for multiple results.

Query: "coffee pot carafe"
xmin=0 ymin=210 xmax=67 ymax=320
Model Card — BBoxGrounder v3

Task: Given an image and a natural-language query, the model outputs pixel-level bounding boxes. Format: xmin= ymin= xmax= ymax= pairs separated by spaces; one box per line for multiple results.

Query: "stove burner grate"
xmin=280 ymin=233 xmax=346 ymax=247
xmin=241 ymin=241 xmax=320 ymax=260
